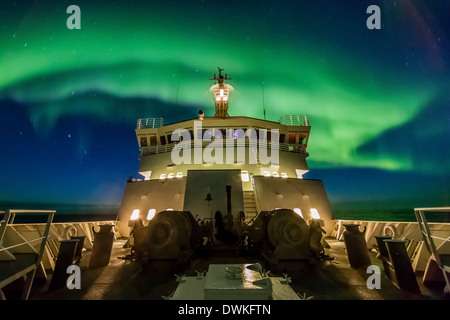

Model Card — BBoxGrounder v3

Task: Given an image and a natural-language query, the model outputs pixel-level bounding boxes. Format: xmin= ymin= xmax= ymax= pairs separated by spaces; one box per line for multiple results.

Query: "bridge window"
xmin=219 ymin=129 xmax=227 ymax=139
xmin=160 ymin=135 xmax=166 ymax=145
xmin=288 ymin=133 xmax=296 ymax=144
xmin=149 ymin=136 xmax=157 ymax=146
xmin=234 ymin=129 xmax=246 ymax=139
xmin=140 ymin=136 xmax=148 ymax=147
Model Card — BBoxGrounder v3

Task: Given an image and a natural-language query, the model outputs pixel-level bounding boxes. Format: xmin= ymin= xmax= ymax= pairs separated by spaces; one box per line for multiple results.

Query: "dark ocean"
xmin=0 ymin=202 xmax=118 ymax=223
xmin=1 ymin=202 xmax=449 ymax=224
xmin=333 ymin=208 xmax=450 ymax=223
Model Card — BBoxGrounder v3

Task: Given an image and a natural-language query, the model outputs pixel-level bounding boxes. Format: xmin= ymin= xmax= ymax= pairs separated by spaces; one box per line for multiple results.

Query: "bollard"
xmin=89 ymin=224 xmax=115 ymax=268
xmin=70 ymin=235 xmax=86 ymax=264
xmin=342 ymin=224 xmax=371 ymax=268
xmin=375 ymin=235 xmax=393 ymax=278
xmin=384 ymin=239 xmax=421 ymax=294
xmin=48 ymin=239 xmax=79 ymax=291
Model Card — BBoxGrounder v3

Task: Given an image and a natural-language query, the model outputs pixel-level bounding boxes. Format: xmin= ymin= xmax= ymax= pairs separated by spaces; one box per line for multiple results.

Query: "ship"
xmin=0 ymin=68 xmax=449 ymax=303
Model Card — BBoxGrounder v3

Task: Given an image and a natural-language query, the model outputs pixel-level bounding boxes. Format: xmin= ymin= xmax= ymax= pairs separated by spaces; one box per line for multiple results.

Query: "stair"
xmin=243 ymin=191 xmax=258 ymax=221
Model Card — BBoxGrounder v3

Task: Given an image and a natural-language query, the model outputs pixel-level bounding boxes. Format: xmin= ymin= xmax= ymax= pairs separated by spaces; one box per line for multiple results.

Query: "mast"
xmin=210 ymin=67 xmax=233 ymax=118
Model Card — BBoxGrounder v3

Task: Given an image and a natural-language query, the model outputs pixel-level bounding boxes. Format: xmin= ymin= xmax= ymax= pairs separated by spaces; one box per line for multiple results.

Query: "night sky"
xmin=0 ymin=0 xmax=449 ymax=214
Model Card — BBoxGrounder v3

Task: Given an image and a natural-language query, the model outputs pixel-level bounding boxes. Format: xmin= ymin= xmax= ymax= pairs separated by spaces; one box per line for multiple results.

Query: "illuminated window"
xmin=310 ymin=208 xmax=320 ymax=219
xmin=159 ymin=174 xmax=166 ymax=180
xmin=176 ymin=172 xmax=183 ymax=178
xmin=293 ymin=208 xmax=303 ymax=218
xmin=140 ymin=171 xmax=152 ymax=181
xmin=234 ymin=129 xmax=246 ymax=140
xmin=130 ymin=209 xmax=140 ymax=220
xmin=281 ymin=172 xmax=288 ymax=178
xmin=241 ymin=170 xmax=249 ymax=182
xmin=168 ymin=173 xmax=174 ymax=179
xmin=272 ymin=172 xmax=279 ymax=177
xmin=264 ymin=171 xmax=270 ymax=177
xmin=147 ymin=209 xmax=156 ymax=221
xmin=295 ymin=169 xmax=304 ymax=179
xmin=166 ymin=208 xmax=174 ymax=211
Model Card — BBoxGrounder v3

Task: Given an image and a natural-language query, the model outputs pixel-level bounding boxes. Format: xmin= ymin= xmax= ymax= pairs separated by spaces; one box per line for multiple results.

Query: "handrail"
xmin=414 ymin=207 xmax=450 ymax=293
xmin=0 ymin=209 xmax=54 ymax=299
xmin=0 ymin=236 xmax=46 ymax=252
xmin=279 ymin=115 xmax=310 ymax=126
xmin=140 ymin=140 xmax=307 ymax=157
xmin=3 ymin=209 xmax=56 ymax=214
xmin=136 ymin=118 xmax=164 ymax=129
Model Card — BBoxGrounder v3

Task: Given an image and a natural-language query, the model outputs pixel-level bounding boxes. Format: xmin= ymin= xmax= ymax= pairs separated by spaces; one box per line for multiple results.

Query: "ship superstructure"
xmin=116 ymin=68 xmax=333 ymax=238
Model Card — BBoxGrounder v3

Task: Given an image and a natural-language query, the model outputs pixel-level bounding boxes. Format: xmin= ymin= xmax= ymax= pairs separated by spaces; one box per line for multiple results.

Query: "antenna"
xmin=175 ymin=81 xmax=179 ymax=106
xmin=262 ymin=82 xmax=266 ymax=120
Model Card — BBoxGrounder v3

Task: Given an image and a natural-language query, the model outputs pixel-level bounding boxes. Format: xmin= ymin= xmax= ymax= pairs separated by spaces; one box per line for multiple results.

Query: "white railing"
xmin=136 ymin=118 xmax=164 ymax=129
xmin=0 ymin=209 xmax=55 ymax=299
xmin=414 ymin=207 xmax=450 ymax=293
xmin=279 ymin=115 xmax=310 ymax=126
xmin=140 ymin=140 xmax=307 ymax=157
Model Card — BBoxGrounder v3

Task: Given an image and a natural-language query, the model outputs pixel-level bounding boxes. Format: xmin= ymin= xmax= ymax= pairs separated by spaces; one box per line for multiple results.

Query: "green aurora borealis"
xmin=0 ymin=0 xmax=449 ymax=210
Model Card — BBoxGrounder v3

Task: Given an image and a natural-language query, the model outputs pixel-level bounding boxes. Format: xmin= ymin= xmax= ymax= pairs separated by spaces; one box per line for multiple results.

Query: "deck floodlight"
xmin=130 ymin=209 xmax=140 ymax=220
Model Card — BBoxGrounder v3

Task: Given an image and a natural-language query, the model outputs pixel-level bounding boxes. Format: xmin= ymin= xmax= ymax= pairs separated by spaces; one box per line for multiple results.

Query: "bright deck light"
xmin=130 ymin=209 xmax=140 ymax=220
xmin=310 ymin=208 xmax=320 ymax=219
xmin=147 ymin=209 xmax=156 ymax=221
xmin=241 ymin=170 xmax=249 ymax=182
xmin=293 ymin=208 xmax=303 ymax=218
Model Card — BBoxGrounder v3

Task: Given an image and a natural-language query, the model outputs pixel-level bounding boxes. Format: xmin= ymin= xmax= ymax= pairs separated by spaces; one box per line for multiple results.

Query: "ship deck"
xmin=19 ymin=237 xmax=447 ymax=301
